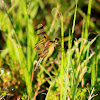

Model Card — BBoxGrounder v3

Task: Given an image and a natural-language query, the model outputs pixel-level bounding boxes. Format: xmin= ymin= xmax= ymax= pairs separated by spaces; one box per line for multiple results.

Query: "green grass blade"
xmin=71 ymin=0 xmax=78 ymax=100
xmin=59 ymin=13 xmax=64 ymax=100
xmin=27 ymin=16 xmax=32 ymax=72
xmin=85 ymin=0 xmax=92 ymax=39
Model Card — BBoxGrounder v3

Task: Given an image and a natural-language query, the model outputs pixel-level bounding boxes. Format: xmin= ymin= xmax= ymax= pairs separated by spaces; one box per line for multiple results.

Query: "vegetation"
xmin=0 ymin=0 xmax=100 ymax=100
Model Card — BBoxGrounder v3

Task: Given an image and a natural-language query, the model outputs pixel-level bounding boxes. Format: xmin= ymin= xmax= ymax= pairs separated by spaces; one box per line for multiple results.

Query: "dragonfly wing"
xmin=34 ymin=39 xmax=49 ymax=54
xmin=37 ymin=46 xmax=49 ymax=58
xmin=34 ymin=39 xmax=46 ymax=52
xmin=35 ymin=24 xmax=49 ymax=40
xmin=35 ymin=47 xmax=48 ymax=70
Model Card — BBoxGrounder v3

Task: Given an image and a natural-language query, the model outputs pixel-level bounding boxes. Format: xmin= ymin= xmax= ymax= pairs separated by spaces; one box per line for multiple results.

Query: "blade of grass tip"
xmin=59 ymin=12 xmax=64 ymax=100
xmin=72 ymin=0 xmax=78 ymax=100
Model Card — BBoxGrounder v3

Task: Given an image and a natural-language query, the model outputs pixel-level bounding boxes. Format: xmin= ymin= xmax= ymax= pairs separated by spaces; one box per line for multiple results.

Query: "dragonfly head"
xmin=55 ymin=38 xmax=59 ymax=44
xmin=48 ymin=38 xmax=59 ymax=47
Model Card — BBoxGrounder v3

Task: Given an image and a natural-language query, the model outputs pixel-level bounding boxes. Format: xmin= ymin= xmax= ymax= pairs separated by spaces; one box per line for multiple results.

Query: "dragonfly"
xmin=34 ymin=24 xmax=59 ymax=70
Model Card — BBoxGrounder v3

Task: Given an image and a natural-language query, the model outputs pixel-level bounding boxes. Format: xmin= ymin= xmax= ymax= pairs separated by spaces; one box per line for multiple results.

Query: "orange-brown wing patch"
xmin=34 ymin=39 xmax=49 ymax=58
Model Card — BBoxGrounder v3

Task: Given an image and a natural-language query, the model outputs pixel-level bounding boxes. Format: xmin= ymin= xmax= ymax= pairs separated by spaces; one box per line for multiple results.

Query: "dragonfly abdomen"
xmin=35 ymin=58 xmax=43 ymax=70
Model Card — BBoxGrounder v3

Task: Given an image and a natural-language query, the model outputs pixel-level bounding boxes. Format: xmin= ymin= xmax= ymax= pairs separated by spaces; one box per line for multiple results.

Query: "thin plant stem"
xmin=59 ymin=13 xmax=64 ymax=100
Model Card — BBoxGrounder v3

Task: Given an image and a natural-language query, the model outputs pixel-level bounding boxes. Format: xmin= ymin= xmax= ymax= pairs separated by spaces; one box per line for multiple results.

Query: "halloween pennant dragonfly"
xmin=34 ymin=24 xmax=59 ymax=70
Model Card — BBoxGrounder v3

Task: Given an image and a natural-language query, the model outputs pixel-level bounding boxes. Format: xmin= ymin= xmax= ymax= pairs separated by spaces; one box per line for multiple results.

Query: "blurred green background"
xmin=0 ymin=0 xmax=100 ymax=100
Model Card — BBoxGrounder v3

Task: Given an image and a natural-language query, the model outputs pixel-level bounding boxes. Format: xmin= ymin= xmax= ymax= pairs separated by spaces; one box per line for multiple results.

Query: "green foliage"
xmin=0 ymin=0 xmax=100 ymax=100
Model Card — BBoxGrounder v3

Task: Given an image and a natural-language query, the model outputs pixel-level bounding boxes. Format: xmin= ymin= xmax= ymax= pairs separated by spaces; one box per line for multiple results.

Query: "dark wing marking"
xmin=35 ymin=24 xmax=49 ymax=40
xmin=34 ymin=39 xmax=47 ymax=52
xmin=34 ymin=38 xmax=49 ymax=58
xmin=38 ymin=46 xmax=48 ymax=58
xmin=35 ymin=24 xmax=43 ymax=31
